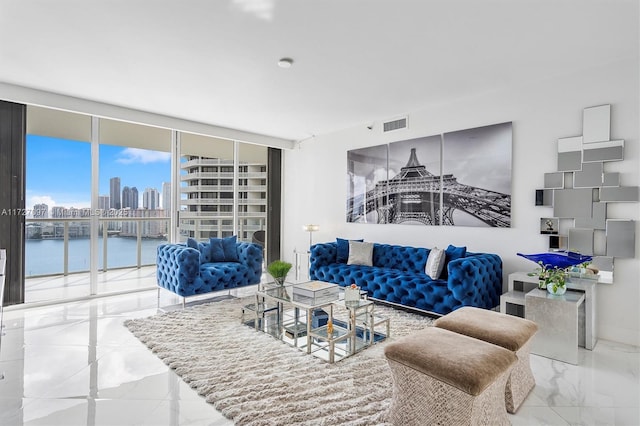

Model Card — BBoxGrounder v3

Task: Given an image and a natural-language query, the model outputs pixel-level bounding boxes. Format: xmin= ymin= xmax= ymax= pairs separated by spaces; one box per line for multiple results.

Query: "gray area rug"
xmin=125 ymin=297 xmax=433 ymax=425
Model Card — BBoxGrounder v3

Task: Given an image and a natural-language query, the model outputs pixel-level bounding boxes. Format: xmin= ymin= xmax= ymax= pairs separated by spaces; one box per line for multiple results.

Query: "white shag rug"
xmin=124 ymin=297 xmax=433 ymax=426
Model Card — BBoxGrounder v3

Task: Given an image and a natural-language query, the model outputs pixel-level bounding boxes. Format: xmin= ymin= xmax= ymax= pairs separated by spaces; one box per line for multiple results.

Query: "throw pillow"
xmin=209 ymin=238 xmax=226 ymax=262
xmin=187 ymin=237 xmax=204 ymax=263
xmin=209 ymin=236 xmax=239 ymax=262
xmin=347 ymin=241 xmax=374 ymax=266
xmin=336 ymin=238 xmax=364 ymax=263
xmin=441 ymin=244 xmax=467 ymax=279
xmin=186 ymin=237 xmax=199 ymax=249
xmin=425 ymin=247 xmax=445 ymax=279
xmin=221 ymin=235 xmax=239 ymax=262
xmin=446 ymin=244 xmax=467 ymax=261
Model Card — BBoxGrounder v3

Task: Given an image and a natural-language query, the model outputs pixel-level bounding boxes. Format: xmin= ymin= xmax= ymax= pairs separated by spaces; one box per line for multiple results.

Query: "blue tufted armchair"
xmin=156 ymin=240 xmax=263 ymax=303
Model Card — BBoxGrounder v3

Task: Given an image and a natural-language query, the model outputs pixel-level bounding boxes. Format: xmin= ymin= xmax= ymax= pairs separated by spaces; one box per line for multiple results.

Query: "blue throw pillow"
xmin=446 ymin=244 xmax=467 ymax=261
xmin=221 ymin=235 xmax=239 ymax=262
xmin=336 ymin=238 xmax=364 ymax=263
xmin=441 ymin=244 xmax=467 ymax=279
xmin=210 ymin=236 xmax=239 ymax=262
xmin=186 ymin=237 xmax=199 ymax=249
xmin=187 ymin=237 xmax=205 ymax=263
xmin=209 ymin=238 xmax=226 ymax=262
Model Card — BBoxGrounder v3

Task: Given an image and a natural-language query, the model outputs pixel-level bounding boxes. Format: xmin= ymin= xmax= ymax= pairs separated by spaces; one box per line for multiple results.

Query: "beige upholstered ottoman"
xmin=434 ymin=306 xmax=538 ymax=413
xmin=384 ymin=327 xmax=516 ymax=426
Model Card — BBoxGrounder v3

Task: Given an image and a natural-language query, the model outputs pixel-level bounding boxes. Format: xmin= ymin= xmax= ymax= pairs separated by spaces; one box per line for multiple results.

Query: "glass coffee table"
xmin=242 ymin=281 xmax=389 ymax=363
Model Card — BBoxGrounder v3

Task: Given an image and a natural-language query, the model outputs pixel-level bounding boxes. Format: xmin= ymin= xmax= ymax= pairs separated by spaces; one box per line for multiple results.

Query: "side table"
xmin=525 ymin=288 xmax=585 ymax=365
xmin=503 ymin=272 xmax=597 ymax=350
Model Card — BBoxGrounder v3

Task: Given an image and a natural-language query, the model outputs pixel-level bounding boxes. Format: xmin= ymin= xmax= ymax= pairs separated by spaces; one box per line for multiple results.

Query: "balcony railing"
xmin=181 ymin=185 xmax=267 ymax=192
xmin=180 ymin=172 xmax=266 ymax=180
xmin=26 ymin=214 xmax=266 ymax=278
xmin=25 ymin=217 xmax=169 ymax=277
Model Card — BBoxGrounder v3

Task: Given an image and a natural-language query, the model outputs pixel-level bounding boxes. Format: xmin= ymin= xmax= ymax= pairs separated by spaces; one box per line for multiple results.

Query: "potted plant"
xmin=545 ymin=266 xmax=567 ymax=295
xmin=267 ymin=260 xmax=292 ymax=285
xmin=532 ymin=261 xmax=567 ymax=295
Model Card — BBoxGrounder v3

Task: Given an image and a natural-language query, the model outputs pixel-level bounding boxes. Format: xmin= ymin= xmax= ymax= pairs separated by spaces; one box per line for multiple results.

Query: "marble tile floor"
xmin=24 ymin=266 xmax=159 ymax=305
xmin=0 ymin=287 xmax=638 ymax=425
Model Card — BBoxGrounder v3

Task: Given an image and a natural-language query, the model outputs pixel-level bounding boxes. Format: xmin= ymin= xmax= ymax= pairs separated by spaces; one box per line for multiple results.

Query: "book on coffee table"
xmin=292 ymin=281 xmax=339 ymax=305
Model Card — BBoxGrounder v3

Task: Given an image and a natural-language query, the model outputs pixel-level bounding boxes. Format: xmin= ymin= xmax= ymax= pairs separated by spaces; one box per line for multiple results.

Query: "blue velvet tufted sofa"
xmin=309 ymin=241 xmax=502 ymax=315
xmin=156 ymin=240 xmax=262 ymax=299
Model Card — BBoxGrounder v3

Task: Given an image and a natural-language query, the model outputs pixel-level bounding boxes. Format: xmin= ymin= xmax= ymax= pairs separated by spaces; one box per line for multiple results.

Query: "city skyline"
xmin=26 ymin=135 xmax=171 ymax=211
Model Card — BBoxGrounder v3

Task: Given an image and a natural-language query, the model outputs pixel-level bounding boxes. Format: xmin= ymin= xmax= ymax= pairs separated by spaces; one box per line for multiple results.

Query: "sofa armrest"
xmin=446 ymin=253 xmax=503 ymax=310
xmin=237 ymin=242 xmax=263 ymax=284
xmin=309 ymin=242 xmax=337 ymax=279
xmin=156 ymin=244 xmax=201 ymax=294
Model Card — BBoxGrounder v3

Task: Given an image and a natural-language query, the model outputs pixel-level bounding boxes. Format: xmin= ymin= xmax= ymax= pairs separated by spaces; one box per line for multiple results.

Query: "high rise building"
xmin=33 ymin=203 xmax=48 ymax=218
xmin=131 ymin=187 xmax=138 ymax=209
xmin=180 ymin=156 xmax=267 ymax=241
xmin=99 ymin=195 xmax=110 ymax=212
xmin=110 ymin=177 xmax=121 ymax=210
xmin=122 ymin=186 xmax=139 ymax=209
xmin=120 ymin=208 xmax=167 ymax=238
xmin=143 ymin=187 xmax=159 ymax=210
xmin=162 ymin=182 xmax=171 ymax=216
xmin=51 ymin=206 xmax=66 ymax=218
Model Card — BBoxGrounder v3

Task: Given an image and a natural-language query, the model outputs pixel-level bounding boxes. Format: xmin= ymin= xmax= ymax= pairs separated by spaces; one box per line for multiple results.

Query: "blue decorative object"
xmin=517 ymin=252 xmax=592 ymax=270
xmin=156 ymin=240 xmax=262 ymax=297
xmin=310 ymin=241 xmax=502 ymax=315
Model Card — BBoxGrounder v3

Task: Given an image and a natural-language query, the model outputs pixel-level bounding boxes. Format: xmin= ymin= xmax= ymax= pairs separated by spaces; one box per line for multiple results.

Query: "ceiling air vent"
xmin=383 ymin=116 xmax=408 ymax=132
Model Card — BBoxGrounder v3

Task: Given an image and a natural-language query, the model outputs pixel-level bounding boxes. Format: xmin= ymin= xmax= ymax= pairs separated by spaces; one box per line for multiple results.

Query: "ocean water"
xmin=25 ymin=237 xmax=167 ymax=277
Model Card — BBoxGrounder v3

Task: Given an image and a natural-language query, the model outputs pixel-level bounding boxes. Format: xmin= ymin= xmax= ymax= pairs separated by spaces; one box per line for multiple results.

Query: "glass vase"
xmin=547 ymin=282 xmax=567 ymax=295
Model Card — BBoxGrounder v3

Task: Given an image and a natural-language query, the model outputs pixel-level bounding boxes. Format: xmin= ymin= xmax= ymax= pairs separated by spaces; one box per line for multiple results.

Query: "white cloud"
xmin=116 ymin=148 xmax=170 ymax=164
xmin=26 ymin=195 xmax=91 ymax=211
xmin=27 ymin=195 xmax=56 ymax=210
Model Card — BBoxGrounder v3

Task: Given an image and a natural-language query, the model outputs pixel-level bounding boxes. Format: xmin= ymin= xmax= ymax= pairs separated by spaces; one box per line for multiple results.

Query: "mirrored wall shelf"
xmin=535 ymin=104 xmax=638 ymax=283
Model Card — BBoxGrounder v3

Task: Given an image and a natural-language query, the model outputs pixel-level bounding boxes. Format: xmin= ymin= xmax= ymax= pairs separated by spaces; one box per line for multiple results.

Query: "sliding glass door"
xmin=96 ymin=118 xmax=171 ymax=293
xmin=25 ymin=108 xmax=92 ymax=301
xmin=24 ymin=105 xmax=275 ymax=304
xmin=178 ymin=133 xmax=235 ymax=242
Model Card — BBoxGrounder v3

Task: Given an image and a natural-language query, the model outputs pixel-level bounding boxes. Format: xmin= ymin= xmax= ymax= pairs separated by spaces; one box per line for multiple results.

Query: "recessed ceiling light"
xmin=277 ymin=57 xmax=294 ymax=68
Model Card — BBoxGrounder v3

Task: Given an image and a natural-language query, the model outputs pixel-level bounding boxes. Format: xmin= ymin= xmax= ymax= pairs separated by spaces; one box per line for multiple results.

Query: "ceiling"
xmin=0 ymin=0 xmax=637 ymax=143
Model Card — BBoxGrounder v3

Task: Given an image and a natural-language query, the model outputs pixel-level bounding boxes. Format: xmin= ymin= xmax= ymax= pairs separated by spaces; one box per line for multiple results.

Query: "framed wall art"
xmin=346 ymin=122 xmax=512 ymax=228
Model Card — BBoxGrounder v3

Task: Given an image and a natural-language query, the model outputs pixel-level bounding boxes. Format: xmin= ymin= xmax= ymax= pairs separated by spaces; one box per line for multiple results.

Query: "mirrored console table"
xmin=501 ymin=272 xmax=597 ymax=351
xmin=526 ymin=288 xmax=585 ymax=365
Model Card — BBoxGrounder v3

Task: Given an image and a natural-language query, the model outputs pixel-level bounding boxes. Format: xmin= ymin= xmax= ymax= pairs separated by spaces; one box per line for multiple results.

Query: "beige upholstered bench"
xmin=434 ymin=306 xmax=538 ymax=413
xmin=384 ymin=327 xmax=516 ymax=426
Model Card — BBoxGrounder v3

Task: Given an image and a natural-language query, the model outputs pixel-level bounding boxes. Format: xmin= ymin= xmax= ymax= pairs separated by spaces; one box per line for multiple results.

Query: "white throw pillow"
xmin=347 ymin=241 xmax=374 ymax=266
xmin=425 ymin=247 xmax=445 ymax=279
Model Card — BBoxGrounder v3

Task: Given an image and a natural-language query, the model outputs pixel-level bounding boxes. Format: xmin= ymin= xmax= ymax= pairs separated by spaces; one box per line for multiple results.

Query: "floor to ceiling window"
xmin=237 ymin=142 xmax=268 ymax=251
xmin=178 ymin=133 xmax=236 ymax=241
xmin=25 ymin=107 xmax=93 ymax=301
xmin=22 ymin=105 xmax=274 ymax=304
xmin=178 ymin=135 xmax=269 ymax=247
xmin=96 ymin=119 xmax=171 ymax=293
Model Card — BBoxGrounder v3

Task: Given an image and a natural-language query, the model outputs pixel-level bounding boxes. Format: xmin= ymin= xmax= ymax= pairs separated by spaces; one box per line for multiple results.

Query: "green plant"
xmin=531 ymin=261 xmax=566 ymax=291
xmin=267 ymin=260 xmax=292 ymax=279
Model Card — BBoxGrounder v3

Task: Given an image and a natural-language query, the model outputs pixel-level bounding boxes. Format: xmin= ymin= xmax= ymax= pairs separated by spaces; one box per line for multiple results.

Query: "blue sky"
xmin=26 ymin=135 xmax=171 ymax=210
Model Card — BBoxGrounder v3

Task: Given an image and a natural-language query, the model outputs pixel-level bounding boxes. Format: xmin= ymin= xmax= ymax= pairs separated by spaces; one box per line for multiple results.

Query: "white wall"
xmin=282 ymin=57 xmax=640 ymax=347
